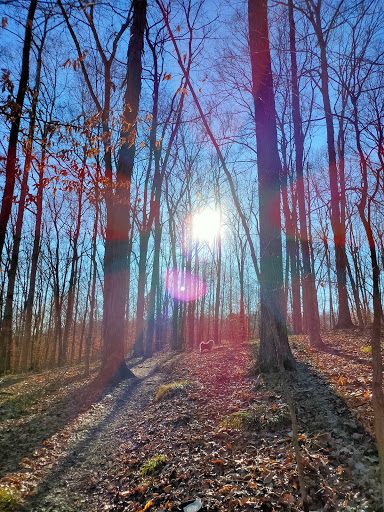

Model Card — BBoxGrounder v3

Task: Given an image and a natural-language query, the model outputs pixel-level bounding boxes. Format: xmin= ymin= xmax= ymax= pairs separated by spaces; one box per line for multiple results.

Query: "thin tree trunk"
xmin=70 ymin=253 xmax=83 ymax=365
xmin=346 ymin=257 xmax=364 ymax=327
xmin=288 ymin=0 xmax=322 ymax=347
xmin=21 ymin=129 xmax=47 ymax=371
xmin=61 ymin=163 xmax=85 ymax=365
xmin=133 ymin=231 xmax=150 ymax=357
xmin=305 ymin=2 xmax=353 ymax=328
xmin=85 ymin=165 xmax=100 ymax=376
xmin=0 ymin=0 xmax=38 ymax=262
xmin=323 ymin=234 xmax=336 ymax=329
xmin=354 ymin=118 xmax=384 ymax=503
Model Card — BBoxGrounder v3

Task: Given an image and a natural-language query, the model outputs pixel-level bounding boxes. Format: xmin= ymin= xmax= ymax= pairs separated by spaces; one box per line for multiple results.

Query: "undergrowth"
xmin=155 ymin=381 xmax=193 ymax=401
xmin=140 ymin=455 xmax=167 ymax=476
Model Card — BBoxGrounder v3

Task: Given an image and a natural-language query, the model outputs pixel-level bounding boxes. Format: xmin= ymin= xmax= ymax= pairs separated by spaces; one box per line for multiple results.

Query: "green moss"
xmin=0 ymin=487 xmax=22 ymax=511
xmin=141 ymin=455 xmax=167 ymax=476
xmin=361 ymin=342 xmax=384 ymax=354
xmin=220 ymin=410 xmax=259 ymax=430
xmin=155 ymin=381 xmax=193 ymax=401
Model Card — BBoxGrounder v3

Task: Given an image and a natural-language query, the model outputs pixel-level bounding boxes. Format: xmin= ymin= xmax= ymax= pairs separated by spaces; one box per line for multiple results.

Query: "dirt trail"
xmin=1 ymin=353 xmax=173 ymax=512
xmin=1 ymin=337 xmax=382 ymax=511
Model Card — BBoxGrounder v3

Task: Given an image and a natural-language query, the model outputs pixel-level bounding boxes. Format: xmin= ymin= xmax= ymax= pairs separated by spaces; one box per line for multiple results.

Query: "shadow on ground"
xmin=16 ymin=353 xmax=176 ymax=511
xmin=0 ymin=355 xmax=173 ymax=481
xmin=0 ymin=376 xmax=28 ymax=391
xmin=263 ymin=360 xmax=381 ymax=511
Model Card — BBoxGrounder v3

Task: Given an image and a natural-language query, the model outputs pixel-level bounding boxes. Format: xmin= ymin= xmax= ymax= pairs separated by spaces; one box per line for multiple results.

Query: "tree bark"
xmin=248 ymin=0 xmax=295 ymax=372
xmin=102 ymin=0 xmax=147 ymax=381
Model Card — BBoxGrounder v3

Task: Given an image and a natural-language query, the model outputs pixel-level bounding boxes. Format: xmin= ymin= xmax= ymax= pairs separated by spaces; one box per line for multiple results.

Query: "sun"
xmin=192 ymin=208 xmax=221 ymax=244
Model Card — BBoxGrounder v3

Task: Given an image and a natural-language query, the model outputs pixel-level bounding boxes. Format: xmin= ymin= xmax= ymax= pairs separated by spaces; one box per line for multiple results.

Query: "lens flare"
xmin=165 ymin=269 xmax=207 ymax=302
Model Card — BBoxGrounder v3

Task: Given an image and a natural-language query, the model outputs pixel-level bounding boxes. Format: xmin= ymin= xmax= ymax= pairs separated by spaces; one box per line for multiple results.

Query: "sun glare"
xmin=192 ymin=208 xmax=221 ymax=244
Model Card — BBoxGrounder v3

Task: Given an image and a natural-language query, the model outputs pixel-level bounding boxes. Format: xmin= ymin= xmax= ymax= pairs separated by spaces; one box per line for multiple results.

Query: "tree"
xmin=0 ymin=0 xmax=38 ymax=265
xmin=288 ymin=0 xmax=323 ymax=347
xmin=157 ymin=0 xmax=294 ymax=370
xmin=248 ymin=0 xmax=295 ymax=371
xmin=0 ymin=12 xmax=46 ymax=374
xmin=102 ymin=0 xmax=147 ymax=381
xmin=300 ymin=0 xmax=354 ymax=328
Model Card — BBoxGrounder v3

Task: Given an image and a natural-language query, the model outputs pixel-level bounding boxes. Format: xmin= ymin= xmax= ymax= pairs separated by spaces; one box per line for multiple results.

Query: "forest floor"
xmin=0 ymin=330 xmax=382 ymax=512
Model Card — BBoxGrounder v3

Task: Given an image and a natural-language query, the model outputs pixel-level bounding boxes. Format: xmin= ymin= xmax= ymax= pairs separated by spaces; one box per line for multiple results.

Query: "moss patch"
xmin=140 ymin=455 xmax=167 ymax=476
xmin=155 ymin=381 xmax=193 ymax=401
xmin=220 ymin=410 xmax=259 ymax=430
xmin=0 ymin=487 xmax=22 ymax=511
xmin=266 ymin=407 xmax=291 ymax=430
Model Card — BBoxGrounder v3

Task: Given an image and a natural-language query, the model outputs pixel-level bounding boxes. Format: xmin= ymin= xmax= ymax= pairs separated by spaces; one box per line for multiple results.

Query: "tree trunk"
xmin=346 ymin=257 xmax=364 ymax=328
xmin=85 ymin=165 xmax=100 ymax=376
xmin=355 ymin=136 xmax=384 ymax=503
xmin=21 ymin=129 xmax=47 ymax=371
xmin=102 ymin=0 xmax=147 ymax=381
xmin=214 ymin=202 xmax=222 ymax=345
xmin=0 ymin=0 xmax=38 ymax=261
xmin=239 ymin=260 xmax=246 ymax=343
xmin=133 ymin=231 xmax=150 ymax=357
xmin=288 ymin=0 xmax=322 ymax=347
xmin=248 ymin=0 xmax=295 ymax=372
xmin=61 ymin=164 xmax=85 ymax=365
xmin=308 ymin=5 xmax=353 ymax=328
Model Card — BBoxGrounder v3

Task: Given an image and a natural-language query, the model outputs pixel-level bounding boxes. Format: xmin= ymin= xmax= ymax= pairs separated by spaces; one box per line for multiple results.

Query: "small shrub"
xmin=141 ymin=455 xmax=167 ymax=476
xmin=155 ymin=381 xmax=193 ymax=401
xmin=267 ymin=407 xmax=291 ymax=430
xmin=220 ymin=410 xmax=259 ymax=430
xmin=0 ymin=487 xmax=22 ymax=511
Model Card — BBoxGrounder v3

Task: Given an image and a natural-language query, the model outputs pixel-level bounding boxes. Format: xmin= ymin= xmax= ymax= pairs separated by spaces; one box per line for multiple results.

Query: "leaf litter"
xmin=0 ymin=331 xmax=382 ymax=511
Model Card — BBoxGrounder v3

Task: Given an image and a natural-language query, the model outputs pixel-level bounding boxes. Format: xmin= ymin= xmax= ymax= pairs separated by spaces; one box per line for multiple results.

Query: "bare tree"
xmin=0 ymin=0 xmax=38 ymax=264
xmin=248 ymin=0 xmax=295 ymax=371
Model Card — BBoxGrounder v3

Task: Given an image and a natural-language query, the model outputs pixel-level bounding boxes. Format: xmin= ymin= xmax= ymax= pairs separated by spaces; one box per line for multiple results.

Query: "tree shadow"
xmin=0 ymin=355 xmax=173 ymax=481
xmin=0 ymin=372 xmax=109 ymax=478
xmin=0 ymin=367 xmax=99 ymax=426
xmin=21 ymin=356 xmax=174 ymax=510
xmin=317 ymin=343 xmax=371 ymax=366
xmin=262 ymin=360 xmax=381 ymax=510
xmin=0 ymin=376 xmax=28 ymax=390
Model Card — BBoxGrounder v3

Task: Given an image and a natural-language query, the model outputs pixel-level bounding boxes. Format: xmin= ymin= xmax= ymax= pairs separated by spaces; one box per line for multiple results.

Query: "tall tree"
xmin=288 ymin=0 xmax=323 ymax=347
xmin=248 ymin=0 xmax=295 ymax=371
xmin=60 ymin=158 xmax=85 ymax=366
xmin=0 ymin=15 xmax=46 ymax=374
xmin=102 ymin=0 xmax=147 ymax=380
xmin=157 ymin=0 xmax=293 ymax=370
xmin=0 ymin=0 xmax=38 ymax=264
xmin=301 ymin=0 xmax=354 ymax=328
